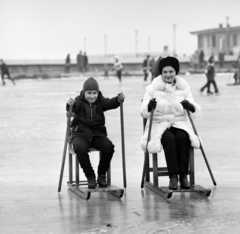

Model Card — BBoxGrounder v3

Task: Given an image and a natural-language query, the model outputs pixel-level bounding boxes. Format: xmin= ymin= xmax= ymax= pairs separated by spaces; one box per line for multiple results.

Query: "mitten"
xmin=147 ymin=98 xmax=157 ymax=112
xmin=181 ymin=100 xmax=195 ymax=113
xmin=117 ymin=93 xmax=125 ymax=103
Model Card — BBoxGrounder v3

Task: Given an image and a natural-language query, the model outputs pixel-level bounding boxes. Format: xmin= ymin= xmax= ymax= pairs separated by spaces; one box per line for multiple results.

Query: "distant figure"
xmin=0 ymin=59 xmax=15 ymax=86
xmin=200 ymin=56 xmax=219 ymax=95
xmin=232 ymin=56 xmax=240 ymax=85
xmin=64 ymin=54 xmax=71 ymax=73
xmin=103 ymin=63 xmax=109 ymax=79
xmin=112 ymin=56 xmax=123 ymax=82
xmin=142 ymin=55 xmax=151 ymax=82
xmin=218 ymin=51 xmax=225 ymax=68
xmin=191 ymin=51 xmax=199 ymax=70
xmin=150 ymin=56 xmax=156 ymax=81
xmin=77 ymin=51 xmax=84 ymax=72
xmin=199 ymin=50 xmax=205 ymax=69
xmin=153 ymin=56 xmax=162 ymax=78
xmin=83 ymin=52 xmax=88 ymax=73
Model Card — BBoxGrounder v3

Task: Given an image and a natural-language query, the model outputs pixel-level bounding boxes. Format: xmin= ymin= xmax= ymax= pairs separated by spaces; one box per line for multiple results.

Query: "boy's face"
xmin=84 ymin=90 xmax=98 ymax=104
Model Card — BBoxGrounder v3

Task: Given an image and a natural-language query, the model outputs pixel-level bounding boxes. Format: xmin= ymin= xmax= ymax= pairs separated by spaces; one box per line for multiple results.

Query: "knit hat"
xmin=82 ymin=77 xmax=99 ymax=93
xmin=158 ymin=56 xmax=180 ymax=75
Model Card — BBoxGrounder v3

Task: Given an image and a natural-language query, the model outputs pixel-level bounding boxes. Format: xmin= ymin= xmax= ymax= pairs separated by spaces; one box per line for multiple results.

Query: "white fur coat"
xmin=140 ymin=75 xmax=201 ymax=153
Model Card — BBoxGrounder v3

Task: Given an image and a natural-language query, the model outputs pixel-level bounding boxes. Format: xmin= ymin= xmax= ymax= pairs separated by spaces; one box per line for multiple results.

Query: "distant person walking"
xmin=113 ymin=56 xmax=123 ymax=82
xmin=83 ymin=52 xmax=88 ymax=73
xmin=103 ymin=63 xmax=109 ymax=79
xmin=77 ymin=51 xmax=84 ymax=72
xmin=233 ymin=56 xmax=240 ymax=85
xmin=199 ymin=50 xmax=205 ymax=69
xmin=200 ymin=56 xmax=219 ymax=95
xmin=153 ymin=56 xmax=162 ymax=78
xmin=64 ymin=54 xmax=71 ymax=73
xmin=150 ymin=56 xmax=156 ymax=81
xmin=0 ymin=59 xmax=15 ymax=86
xmin=142 ymin=55 xmax=151 ymax=82
xmin=218 ymin=51 xmax=225 ymax=68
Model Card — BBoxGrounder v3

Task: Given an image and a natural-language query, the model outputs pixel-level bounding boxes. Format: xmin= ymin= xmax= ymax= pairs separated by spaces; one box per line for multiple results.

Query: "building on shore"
xmin=191 ymin=23 xmax=240 ymax=58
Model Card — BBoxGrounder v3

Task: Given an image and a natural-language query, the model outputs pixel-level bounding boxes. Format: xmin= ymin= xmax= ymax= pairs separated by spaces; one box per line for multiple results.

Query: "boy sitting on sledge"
xmin=66 ymin=77 xmax=125 ymax=189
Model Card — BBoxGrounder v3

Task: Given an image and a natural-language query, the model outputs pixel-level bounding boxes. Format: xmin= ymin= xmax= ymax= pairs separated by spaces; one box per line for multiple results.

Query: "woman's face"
xmin=162 ymin=66 xmax=176 ymax=84
xmin=84 ymin=90 xmax=98 ymax=104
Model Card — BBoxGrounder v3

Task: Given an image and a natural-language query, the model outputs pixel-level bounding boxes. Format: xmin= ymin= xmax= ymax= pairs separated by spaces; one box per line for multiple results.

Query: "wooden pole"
xmin=120 ymin=101 xmax=127 ymax=188
xmin=141 ymin=109 xmax=154 ymax=188
xmin=58 ymin=105 xmax=73 ymax=192
xmin=186 ymin=110 xmax=217 ymax=186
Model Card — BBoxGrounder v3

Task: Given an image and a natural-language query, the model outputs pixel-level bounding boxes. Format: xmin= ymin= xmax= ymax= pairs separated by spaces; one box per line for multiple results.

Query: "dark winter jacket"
xmin=206 ymin=63 xmax=215 ymax=81
xmin=0 ymin=63 xmax=9 ymax=74
xmin=66 ymin=91 xmax=120 ymax=141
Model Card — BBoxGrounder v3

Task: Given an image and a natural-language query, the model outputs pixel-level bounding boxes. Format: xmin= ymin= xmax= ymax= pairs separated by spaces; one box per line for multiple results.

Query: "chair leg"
xmin=152 ymin=153 xmax=159 ymax=187
xmin=75 ymin=156 xmax=79 ymax=188
xmin=107 ymin=165 xmax=111 ymax=186
xmin=68 ymin=152 xmax=73 ymax=184
xmin=189 ymin=147 xmax=195 ymax=186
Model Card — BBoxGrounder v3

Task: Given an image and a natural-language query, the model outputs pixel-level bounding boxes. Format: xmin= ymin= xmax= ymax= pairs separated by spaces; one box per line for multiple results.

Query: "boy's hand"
xmin=68 ymin=98 xmax=75 ymax=105
xmin=118 ymin=93 xmax=125 ymax=103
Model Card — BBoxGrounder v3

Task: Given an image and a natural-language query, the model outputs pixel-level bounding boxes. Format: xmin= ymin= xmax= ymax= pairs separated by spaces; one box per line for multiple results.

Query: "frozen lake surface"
xmin=0 ymin=73 xmax=240 ymax=233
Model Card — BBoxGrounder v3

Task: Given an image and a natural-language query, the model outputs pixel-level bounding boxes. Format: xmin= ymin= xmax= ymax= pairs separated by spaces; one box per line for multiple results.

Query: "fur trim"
xmin=152 ymin=75 xmax=188 ymax=91
xmin=189 ymin=102 xmax=201 ymax=119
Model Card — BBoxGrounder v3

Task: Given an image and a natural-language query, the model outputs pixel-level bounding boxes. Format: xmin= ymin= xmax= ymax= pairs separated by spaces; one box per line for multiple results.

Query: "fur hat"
xmin=158 ymin=56 xmax=180 ymax=75
xmin=82 ymin=77 xmax=99 ymax=93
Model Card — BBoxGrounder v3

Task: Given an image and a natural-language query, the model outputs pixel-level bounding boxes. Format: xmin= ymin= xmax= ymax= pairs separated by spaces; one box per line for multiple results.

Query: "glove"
xmin=181 ymin=100 xmax=195 ymax=113
xmin=117 ymin=93 xmax=125 ymax=103
xmin=147 ymin=98 xmax=157 ymax=112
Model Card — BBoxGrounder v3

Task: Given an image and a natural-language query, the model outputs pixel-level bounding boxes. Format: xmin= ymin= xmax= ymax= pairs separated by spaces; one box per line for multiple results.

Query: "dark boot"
xmin=180 ymin=173 xmax=190 ymax=189
xmin=87 ymin=177 xmax=97 ymax=189
xmin=97 ymin=174 xmax=108 ymax=188
xmin=169 ymin=173 xmax=178 ymax=190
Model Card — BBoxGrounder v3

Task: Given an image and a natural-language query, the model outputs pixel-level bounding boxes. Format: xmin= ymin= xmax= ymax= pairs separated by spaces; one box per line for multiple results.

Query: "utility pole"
xmin=135 ymin=30 xmax=138 ymax=57
xmin=104 ymin=34 xmax=107 ymax=57
xmin=225 ymin=16 xmax=229 ymax=55
xmin=173 ymin=24 xmax=176 ymax=56
xmin=148 ymin=37 xmax=151 ymax=54
xmin=84 ymin=37 xmax=86 ymax=52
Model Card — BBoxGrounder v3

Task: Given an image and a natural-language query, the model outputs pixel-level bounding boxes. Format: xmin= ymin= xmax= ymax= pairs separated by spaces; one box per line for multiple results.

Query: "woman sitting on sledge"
xmin=140 ymin=56 xmax=201 ymax=190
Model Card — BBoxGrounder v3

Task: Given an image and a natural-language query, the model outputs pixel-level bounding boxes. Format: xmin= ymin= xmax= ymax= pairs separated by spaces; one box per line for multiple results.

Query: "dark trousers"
xmin=2 ymin=71 xmax=15 ymax=85
xmin=143 ymin=70 xmax=148 ymax=81
xmin=161 ymin=127 xmax=190 ymax=176
xmin=200 ymin=76 xmax=219 ymax=93
xmin=72 ymin=136 xmax=115 ymax=178
xmin=116 ymin=70 xmax=122 ymax=82
xmin=208 ymin=79 xmax=219 ymax=93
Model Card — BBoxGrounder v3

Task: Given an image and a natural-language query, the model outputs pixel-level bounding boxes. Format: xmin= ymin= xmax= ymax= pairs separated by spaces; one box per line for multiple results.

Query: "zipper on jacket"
xmin=90 ymin=104 xmax=93 ymax=123
xmin=90 ymin=104 xmax=94 ymax=142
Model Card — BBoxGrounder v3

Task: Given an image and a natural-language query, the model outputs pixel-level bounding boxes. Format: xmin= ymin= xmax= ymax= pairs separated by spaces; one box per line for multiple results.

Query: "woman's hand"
xmin=118 ymin=93 xmax=125 ymax=103
xmin=68 ymin=98 xmax=75 ymax=105
xmin=148 ymin=98 xmax=157 ymax=112
xmin=181 ymin=100 xmax=195 ymax=113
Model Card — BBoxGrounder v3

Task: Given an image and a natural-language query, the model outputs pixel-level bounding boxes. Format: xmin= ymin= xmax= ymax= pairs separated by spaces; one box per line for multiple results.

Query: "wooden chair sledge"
xmin=58 ymin=101 xmax=127 ymax=200
xmin=141 ymin=109 xmax=216 ymax=199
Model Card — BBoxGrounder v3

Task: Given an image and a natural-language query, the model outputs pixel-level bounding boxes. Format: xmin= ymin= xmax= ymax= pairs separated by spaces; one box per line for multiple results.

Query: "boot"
xmin=180 ymin=173 xmax=190 ymax=189
xmin=169 ymin=173 xmax=178 ymax=190
xmin=87 ymin=176 xmax=97 ymax=189
xmin=97 ymin=174 xmax=108 ymax=188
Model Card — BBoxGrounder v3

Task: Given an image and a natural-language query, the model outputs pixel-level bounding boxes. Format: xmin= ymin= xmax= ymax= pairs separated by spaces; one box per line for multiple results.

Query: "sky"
xmin=1 ymin=0 xmax=240 ymax=60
